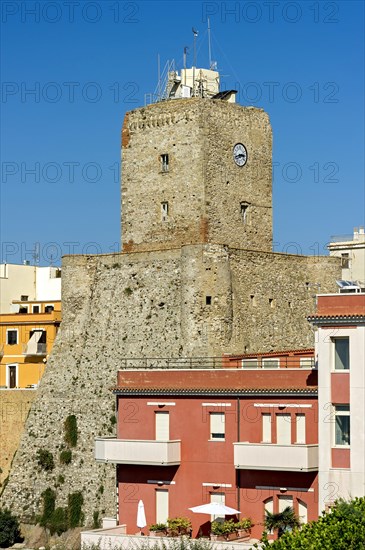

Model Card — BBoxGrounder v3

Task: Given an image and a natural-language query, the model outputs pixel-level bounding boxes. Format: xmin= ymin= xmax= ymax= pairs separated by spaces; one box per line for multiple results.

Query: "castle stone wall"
xmin=1 ymin=246 xmax=340 ymax=523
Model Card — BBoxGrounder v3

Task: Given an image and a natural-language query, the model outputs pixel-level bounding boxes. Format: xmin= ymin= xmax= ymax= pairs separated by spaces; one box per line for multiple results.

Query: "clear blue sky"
xmin=1 ymin=0 xmax=364 ymax=265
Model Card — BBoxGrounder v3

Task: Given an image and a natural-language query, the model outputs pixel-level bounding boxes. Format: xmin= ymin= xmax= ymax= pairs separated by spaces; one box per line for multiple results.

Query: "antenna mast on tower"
xmin=192 ymin=27 xmax=198 ymax=97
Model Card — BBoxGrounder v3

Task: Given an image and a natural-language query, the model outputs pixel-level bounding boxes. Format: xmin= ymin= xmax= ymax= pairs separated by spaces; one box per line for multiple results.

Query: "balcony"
xmin=95 ymin=438 xmax=181 ymax=466
xmin=234 ymin=443 xmax=318 ymax=472
xmin=23 ymin=342 xmax=47 ymax=356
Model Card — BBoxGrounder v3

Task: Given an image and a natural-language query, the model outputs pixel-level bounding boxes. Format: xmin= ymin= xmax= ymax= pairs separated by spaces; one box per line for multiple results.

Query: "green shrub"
xmin=39 ymin=488 xmax=56 ymax=528
xmin=36 ymin=449 xmax=54 ymax=471
xmin=167 ymin=517 xmax=192 ymax=536
xmin=92 ymin=510 xmax=101 ymax=529
xmin=258 ymin=497 xmax=365 ymax=549
xmin=64 ymin=415 xmax=78 ymax=447
xmin=49 ymin=507 xmax=68 ymax=536
xmin=59 ymin=450 xmax=72 ymax=465
xmin=68 ymin=491 xmax=84 ymax=528
xmin=0 ymin=508 xmax=21 ymax=548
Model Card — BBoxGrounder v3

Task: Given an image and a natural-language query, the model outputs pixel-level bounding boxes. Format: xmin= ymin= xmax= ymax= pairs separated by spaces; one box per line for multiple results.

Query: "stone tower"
xmin=122 ymin=88 xmax=272 ymax=253
xmin=0 ymin=63 xmax=341 ymax=525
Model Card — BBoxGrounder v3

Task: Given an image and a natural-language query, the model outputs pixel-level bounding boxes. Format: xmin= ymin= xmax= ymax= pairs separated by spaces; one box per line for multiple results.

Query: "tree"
xmin=260 ymin=497 xmax=365 ymax=549
xmin=264 ymin=506 xmax=300 ymax=538
xmin=0 ymin=508 xmax=21 ymax=548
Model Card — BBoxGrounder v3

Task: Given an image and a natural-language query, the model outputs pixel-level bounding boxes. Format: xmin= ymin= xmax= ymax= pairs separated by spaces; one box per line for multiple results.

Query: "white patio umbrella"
xmin=137 ymin=499 xmax=147 ymax=530
xmin=189 ymin=502 xmax=240 ymax=515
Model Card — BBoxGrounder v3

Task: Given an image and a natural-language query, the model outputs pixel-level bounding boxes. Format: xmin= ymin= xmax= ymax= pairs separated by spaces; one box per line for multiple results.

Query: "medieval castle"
xmin=1 ymin=64 xmax=340 ymax=523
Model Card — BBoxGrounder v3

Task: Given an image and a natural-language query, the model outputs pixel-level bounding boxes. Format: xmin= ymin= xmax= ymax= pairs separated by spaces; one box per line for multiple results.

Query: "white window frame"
xmin=44 ymin=304 xmax=55 ymax=312
xmin=262 ymin=358 xmax=280 ymax=369
xmin=32 ymin=304 xmax=41 ymax=313
xmin=300 ymin=357 xmax=314 ymax=369
xmin=332 ymin=337 xmax=349 ymax=371
xmin=6 ymin=328 xmax=18 ymax=345
xmin=334 ymin=405 xmax=350 ymax=447
xmin=241 ymin=358 xmax=258 ymax=369
xmin=210 ymin=412 xmax=225 ymax=441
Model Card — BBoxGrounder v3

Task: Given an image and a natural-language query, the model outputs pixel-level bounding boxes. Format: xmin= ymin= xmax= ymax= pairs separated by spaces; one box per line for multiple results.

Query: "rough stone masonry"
xmin=1 ymin=97 xmax=340 ymax=524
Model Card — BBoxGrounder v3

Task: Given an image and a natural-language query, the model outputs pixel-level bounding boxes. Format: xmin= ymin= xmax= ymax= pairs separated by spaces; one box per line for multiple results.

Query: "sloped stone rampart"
xmin=0 ymin=390 xmax=37 ymax=485
xmin=0 ymin=246 xmax=340 ymax=524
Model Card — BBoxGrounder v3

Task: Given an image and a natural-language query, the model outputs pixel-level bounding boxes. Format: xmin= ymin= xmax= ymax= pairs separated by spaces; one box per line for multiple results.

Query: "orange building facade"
xmin=0 ymin=300 xmax=61 ymax=388
xmin=95 ymin=349 xmax=318 ymax=540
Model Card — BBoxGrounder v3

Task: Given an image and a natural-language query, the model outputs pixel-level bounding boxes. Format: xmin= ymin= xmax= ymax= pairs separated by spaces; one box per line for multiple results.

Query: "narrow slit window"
xmin=240 ymin=202 xmax=250 ymax=223
xmin=161 ymin=154 xmax=169 ymax=172
xmin=205 ymin=296 xmax=212 ymax=305
xmin=161 ymin=202 xmax=169 ymax=222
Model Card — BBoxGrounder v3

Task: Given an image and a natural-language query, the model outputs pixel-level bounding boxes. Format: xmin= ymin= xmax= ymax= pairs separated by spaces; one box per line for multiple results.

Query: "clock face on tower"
xmin=233 ymin=143 xmax=248 ymax=167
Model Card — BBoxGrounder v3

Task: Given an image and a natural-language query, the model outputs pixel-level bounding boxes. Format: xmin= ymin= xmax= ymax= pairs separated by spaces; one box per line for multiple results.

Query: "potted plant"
xmin=211 ymin=519 xmax=236 ymax=541
xmin=149 ymin=523 xmax=167 ymax=537
xmin=235 ymin=518 xmax=253 ymax=540
xmin=167 ymin=517 xmax=192 ymax=536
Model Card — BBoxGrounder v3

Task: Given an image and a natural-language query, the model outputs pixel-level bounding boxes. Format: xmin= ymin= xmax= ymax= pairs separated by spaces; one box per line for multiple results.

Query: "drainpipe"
xmin=236 ymin=396 xmax=240 ymax=516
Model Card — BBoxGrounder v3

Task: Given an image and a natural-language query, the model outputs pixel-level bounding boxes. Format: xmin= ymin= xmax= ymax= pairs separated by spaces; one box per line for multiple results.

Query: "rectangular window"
xmin=210 ymin=492 xmax=225 ymax=521
xmin=161 ymin=154 xmax=169 ymax=172
xmin=161 ymin=202 xmax=169 ymax=222
xmin=242 ymin=358 xmax=258 ymax=368
xmin=19 ymin=305 xmax=28 ymax=313
xmin=300 ymin=357 xmax=314 ymax=369
xmin=334 ymin=338 xmax=349 ymax=370
xmin=20 ymin=295 xmax=28 ymax=301
xmin=6 ymin=330 xmax=18 ymax=345
xmin=335 ymin=405 xmax=350 ymax=446
xmin=276 ymin=414 xmax=291 ymax=445
xmin=296 ymin=414 xmax=306 ymax=444
xmin=32 ymin=305 xmax=40 ymax=313
xmin=156 ymin=489 xmax=169 ymax=524
xmin=155 ymin=412 xmax=169 ymax=440
xmin=262 ymin=358 xmax=280 ymax=369
xmin=278 ymin=495 xmax=293 ymax=513
xmin=210 ymin=412 xmax=225 ymax=440
xmin=341 ymin=253 xmax=350 ymax=268
xmin=262 ymin=413 xmax=272 ymax=443
xmin=240 ymin=202 xmax=250 ymax=223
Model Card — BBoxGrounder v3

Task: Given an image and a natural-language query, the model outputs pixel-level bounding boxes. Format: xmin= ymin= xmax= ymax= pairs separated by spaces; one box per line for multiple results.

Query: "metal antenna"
xmin=157 ymin=54 xmax=161 ymax=101
xmin=208 ymin=18 xmax=212 ymax=69
xmin=192 ymin=28 xmax=198 ymax=97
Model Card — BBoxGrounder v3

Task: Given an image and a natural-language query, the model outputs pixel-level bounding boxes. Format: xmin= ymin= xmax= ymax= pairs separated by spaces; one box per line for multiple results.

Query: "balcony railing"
xmin=95 ymin=438 xmax=181 ymax=466
xmin=117 ymin=357 xmax=315 ymax=370
xmin=234 ymin=443 xmax=318 ymax=472
xmin=23 ymin=343 xmax=47 ymax=356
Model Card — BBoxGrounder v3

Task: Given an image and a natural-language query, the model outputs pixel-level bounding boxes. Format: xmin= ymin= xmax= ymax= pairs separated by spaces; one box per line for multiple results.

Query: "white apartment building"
xmin=0 ymin=263 xmax=61 ymax=313
xmin=328 ymin=227 xmax=365 ymax=286
xmin=308 ymin=292 xmax=365 ymax=513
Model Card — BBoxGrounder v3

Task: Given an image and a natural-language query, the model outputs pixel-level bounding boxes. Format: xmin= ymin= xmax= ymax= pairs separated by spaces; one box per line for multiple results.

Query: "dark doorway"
xmin=9 ymin=365 xmax=16 ymax=388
